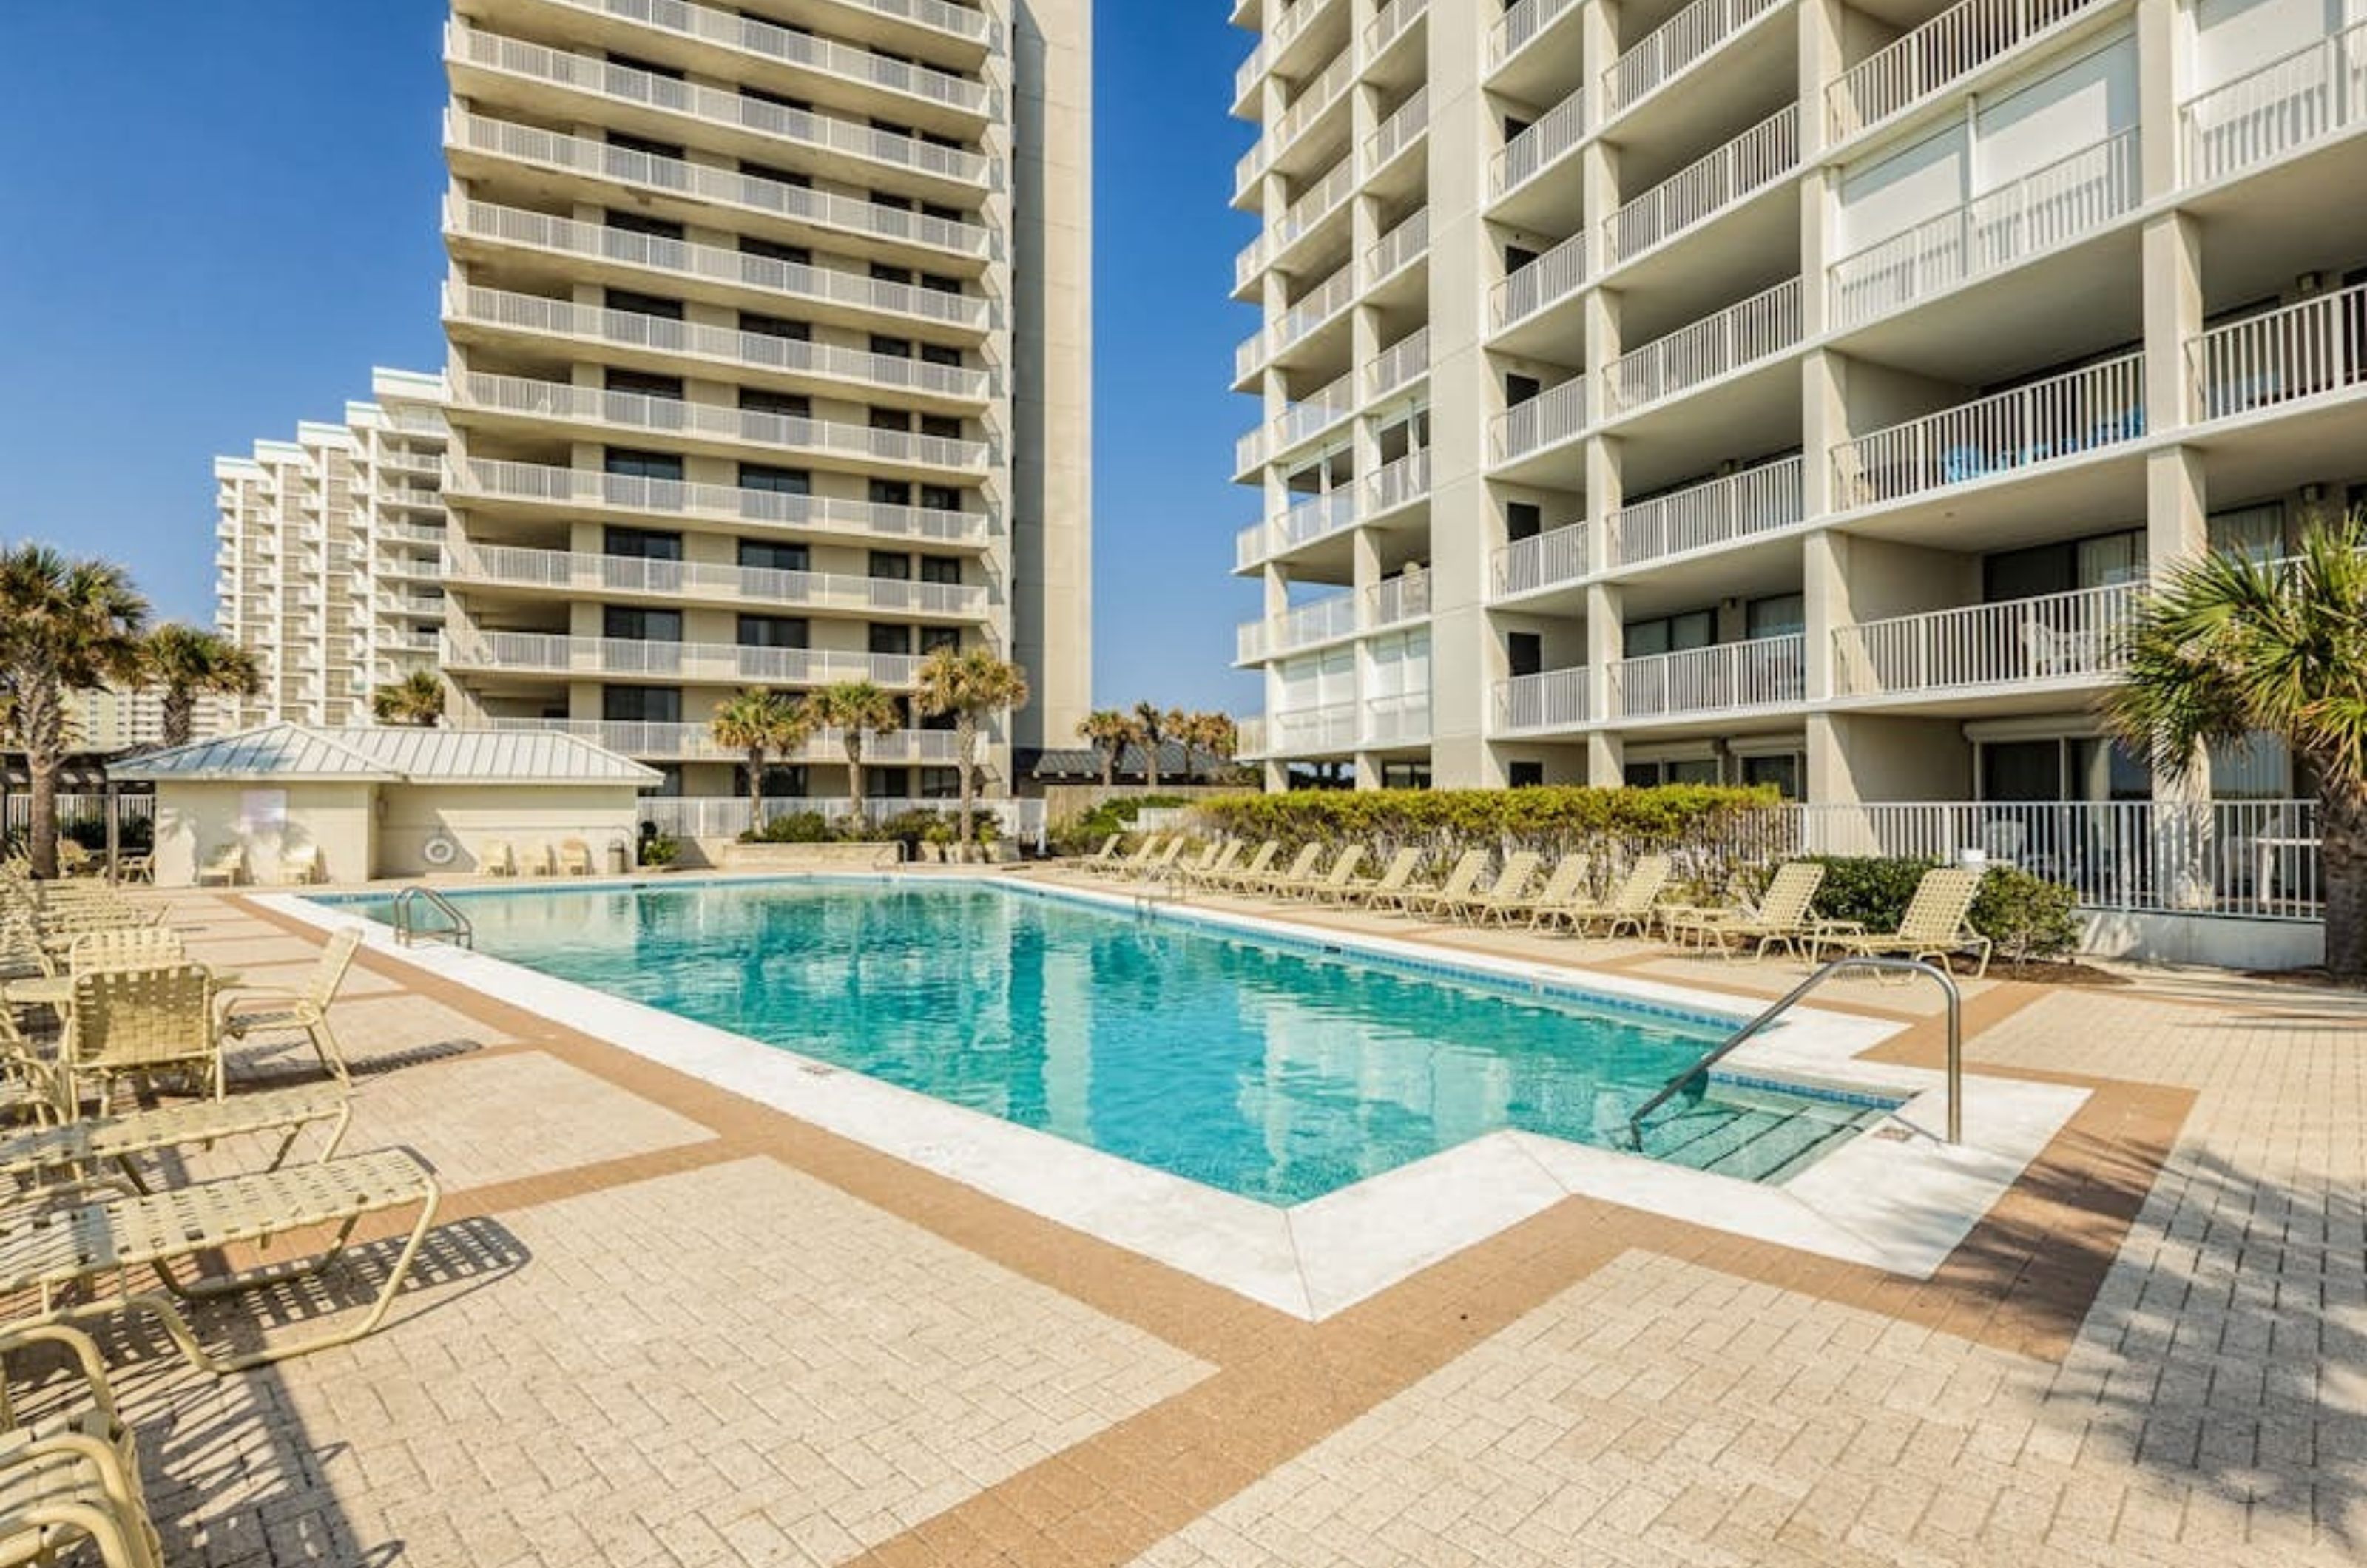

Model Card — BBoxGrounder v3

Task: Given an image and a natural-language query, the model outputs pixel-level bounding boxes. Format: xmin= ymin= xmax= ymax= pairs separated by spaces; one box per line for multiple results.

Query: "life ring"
xmin=421 ymin=834 xmax=459 ymax=868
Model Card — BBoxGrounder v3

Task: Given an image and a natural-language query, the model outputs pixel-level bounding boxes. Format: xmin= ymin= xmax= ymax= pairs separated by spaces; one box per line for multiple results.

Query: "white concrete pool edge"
xmin=260 ymin=877 xmax=2090 ymax=1322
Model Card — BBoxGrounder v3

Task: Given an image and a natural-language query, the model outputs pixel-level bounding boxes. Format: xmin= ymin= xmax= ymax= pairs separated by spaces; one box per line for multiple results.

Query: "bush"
xmin=1800 ymin=856 xmax=1941 ymax=930
xmin=638 ymin=833 xmax=681 ymax=868
xmin=870 ymin=808 xmax=953 ymax=850
xmin=59 ymin=814 xmax=151 ymax=853
xmin=1048 ymin=794 xmax=1190 ymax=857
xmin=1971 ymin=864 xmax=2081 ymax=962
xmin=740 ymin=811 xmax=836 ymax=845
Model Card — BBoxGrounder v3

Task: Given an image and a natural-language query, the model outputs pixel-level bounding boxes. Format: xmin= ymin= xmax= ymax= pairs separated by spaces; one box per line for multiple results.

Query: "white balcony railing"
xmin=1602 ymin=0 xmax=1783 ymax=121
xmin=1493 ymin=229 xmax=1590 ymax=331
xmin=1366 ymin=206 xmax=1431 ymax=285
xmin=1238 ymin=155 xmax=1357 ymax=288
xmin=1364 ymin=0 xmax=1428 ymax=59
xmin=2182 ymin=20 xmax=2367 ymax=185
xmin=480 ymin=719 xmax=965 ymax=766
xmin=448 ymin=23 xmax=991 ymax=187
xmin=1492 ymin=377 xmax=1589 ymax=462
xmin=845 ymin=0 xmax=995 ymax=46
xmin=1613 ymin=634 xmax=1805 ymax=719
xmin=1831 ymin=581 xmax=2139 ymax=700
xmin=443 ymin=197 xmax=993 ymax=331
xmin=1274 ymin=702 xmax=1360 ymax=751
xmin=1365 ymin=84 xmax=1432 ymax=169
xmin=1829 ymin=130 xmax=2140 ymax=330
xmin=1274 ymin=488 xmax=1360 ymax=552
xmin=446 ymin=111 xmax=993 ymax=260
xmin=1494 ymin=84 xmax=1586 ymax=197
xmin=537 ymin=0 xmax=992 ymax=115
xmin=1236 ymin=717 xmax=1270 ymax=757
xmin=1235 ymin=0 xmax=1336 ymax=103
xmin=1494 ymin=668 xmax=1590 ymax=732
xmin=1606 ymin=107 xmax=1798 ymax=268
xmin=1493 ymin=521 xmax=1588 ymax=598
xmin=1491 ymin=0 xmax=1582 ymax=68
xmin=1363 ymin=571 xmax=1431 ymax=630
xmin=455 ymin=371 xmax=990 ymax=472
xmin=445 ymin=283 xmax=991 ymax=402
xmin=442 ymin=632 xmax=922 ymax=686
xmin=639 ymin=797 xmax=1047 ymax=842
xmin=1364 ymin=448 xmax=1431 ymax=515
xmin=1604 ymin=278 xmax=1801 ymax=416
xmin=1237 ymin=369 xmax=1355 ymax=473
xmin=1239 ymin=451 xmax=1430 ymax=567
xmin=1238 ymin=592 xmax=1359 ymax=662
xmin=1363 ymin=692 xmax=1431 ymax=746
xmin=1608 ymin=457 xmax=1803 ymax=567
xmin=1831 ymin=351 xmax=2145 ymax=510
xmin=446 ymin=543 xmax=989 ymax=618
xmin=1365 ymin=328 xmax=1430 ymax=399
xmin=1826 ymin=0 xmax=2106 ymax=143
xmin=449 ymin=456 xmax=990 ymax=546
xmin=2189 ymin=277 xmax=2367 ymax=422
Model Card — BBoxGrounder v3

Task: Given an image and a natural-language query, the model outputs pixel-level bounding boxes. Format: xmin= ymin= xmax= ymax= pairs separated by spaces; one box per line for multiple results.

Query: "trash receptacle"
xmin=607 ymin=840 xmax=630 ymax=875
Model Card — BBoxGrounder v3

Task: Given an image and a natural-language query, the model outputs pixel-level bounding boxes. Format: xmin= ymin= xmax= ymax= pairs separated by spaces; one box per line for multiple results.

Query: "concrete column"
xmin=2142 ymin=210 xmax=2203 ymax=435
xmin=1800 ymin=348 xmax=1848 ymax=520
xmin=1584 ymin=580 xmax=1624 ymax=785
xmin=1801 ymin=525 xmax=1846 ymax=705
xmin=2135 ymin=0 xmax=2185 ymax=201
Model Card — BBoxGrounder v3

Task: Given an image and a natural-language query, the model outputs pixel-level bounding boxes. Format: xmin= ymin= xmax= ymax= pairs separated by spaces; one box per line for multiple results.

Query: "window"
xmin=919 ymin=767 xmax=961 ymax=800
xmin=742 ymin=84 xmax=808 ymax=112
xmin=870 ymin=408 xmax=914 ymax=433
xmin=1505 ymin=243 xmax=1538 ymax=277
xmin=1623 ymin=762 xmax=1661 ymax=788
xmin=737 ymin=462 xmax=809 ymax=494
xmin=1380 ymin=762 xmax=1432 ymax=790
xmin=737 ymin=615 xmax=808 ymax=649
xmin=1982 ymin=528 xmax=2146 ymax=601
xmin=871 ymin=335 xmax=914 ymax=359
xmin=741 ymin=388 xmax=810 ymax=419
xmin=603 ymin=686 xmax=681 ymax=723
xmin=604 ymin=448 xmax=683 ymax=481
xmin=1624 ymin=610 xmax=1715 ymax=658
xmin=1665 ymin=758 xmax=1720 ymax=785
xmin=607 ymin=369 xmax=683 ymax=400
xmin=1740 ymin=754 xmax=1800 ymax=800
xmin=919 ymin=556 xmax=962 ymax=585
xmin=868 ymin=552 xmax=913 ymax=580
xmin=871 ymin=189 xmax=916 ymax=212
xmin=868 ymin=623 xmax=914 ymax=655
xmin=1745 ymin=593 xmax=1805 ymax=640
xmin=920 ymin=626 xmax=960 ymax=655
xmin=604 ymin=527 xmax=682 ymax=561
xmin=1507 ymin=632 xmax=1542 ymax=678
xmin=742 ymin=160 xmax=810 ymax=189
xmin=740 ymin=311 xmax=809 ymax=341
xmin=921 ymin=273 xmax=963 ymax=294
xmin=606 ymin=288 xmax=683 ymax=321
xmin=607 ymin=53 xmax=683 ymax=81
xmin=919 ymin=413 xmax=963 ymax=442
xmin=870 ymin=479 xmax=914 ymax=506
xmin=1506 ymin=501 xmax=1542 ymax=543
xmin=2209 ymin=501 xmax=2286 ymax=564
xmin=1981 ymin=740 xmax=2063 ymax=802
xmin=1505 ymin=373 xmax=1540 ymax=407
xmin=607 ymin=211 xmax=684 ymax=241
xmin=1508 ymin=761 xmax=1544 ymax=788
xmin=740 ymin=234 xmax=809 ymax=266
xmin=919 ymin=484 xmax=962 ymax=510
xmin=738 ymin=540 xmax=808 ymax=572
xmin=922 ymin=203 xmax=962 ymax=225
xmin=746 ymin=763 xmax=808 ymax=800
xmin=603 ymin=606 xmax=681 ymax=641
xmin=871 ymin=263 xmax=916 ymax=285
xmin=920 ymin=342 xmax=962 ymax=368
xmin=867 ymin=767 xmax=909 ymax=800
xmin=607 ymin=132 xmax=684 ymax=161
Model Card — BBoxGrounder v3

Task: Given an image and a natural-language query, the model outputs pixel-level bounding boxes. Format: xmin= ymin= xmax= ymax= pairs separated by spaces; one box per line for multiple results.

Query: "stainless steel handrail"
xmin=1627 ymin=956 xmax=1962 ymax=1147
xmin=391 ymin=885 xmax=475 ymax=949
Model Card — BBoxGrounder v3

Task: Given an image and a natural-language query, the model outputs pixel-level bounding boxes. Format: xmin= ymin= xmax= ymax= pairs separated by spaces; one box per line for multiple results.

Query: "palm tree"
xmin=710 ymin=687 xmax=814 ymax=831
xmin=915 ymin=648 xmax=1030 ymax=851
xmin=0 ymin=547 xmax=149 ymax=879
xmin=1077 ymin=709 xmax=1131 ymax=788
xmin=1130 ymin=700 xmax=1169 ymax=792
xmin=140 ymin=624 xmax=260 ymax=746
xmin=2107 ymin=516 xmax=2367 ymax=979
xmin=371 ymin=669 xmax=445 ymax=728
xmin=805 ymin=681 xmax=903 ymax=815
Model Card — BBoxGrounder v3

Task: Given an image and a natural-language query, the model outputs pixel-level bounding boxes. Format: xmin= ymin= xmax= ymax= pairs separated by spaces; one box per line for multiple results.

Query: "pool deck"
xmin=76 ymin=875 xmax=2367 ymax=1564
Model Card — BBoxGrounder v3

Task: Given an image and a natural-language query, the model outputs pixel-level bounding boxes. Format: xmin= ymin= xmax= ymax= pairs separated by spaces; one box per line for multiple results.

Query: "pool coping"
xmin=262 ymin=874 xmax=2090 ymax=1322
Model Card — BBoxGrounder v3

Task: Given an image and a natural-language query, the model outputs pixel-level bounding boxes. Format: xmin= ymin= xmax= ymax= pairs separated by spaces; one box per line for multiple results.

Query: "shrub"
xmin=1048 ymin=794 xmax=1189 ymax=856
xmin=740 ymin=811 xmax=835 ymax=845
xmin=638 ymin=833 xmax=681 ymax=868
xmin=870 ymin=808 xmax=953 ymax=850
xmin=1971 ymin=864 xmax=2081 ymax=962
xmin=1801 ymin=856 xmax=1941 ymax=930
xmin=60 ymin=814 xmax=149 ymax=853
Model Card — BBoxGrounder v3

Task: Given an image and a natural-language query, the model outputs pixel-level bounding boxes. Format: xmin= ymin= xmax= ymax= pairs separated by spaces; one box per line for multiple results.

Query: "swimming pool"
xmin=331 ymin=878 xmax=1888 ymax=1204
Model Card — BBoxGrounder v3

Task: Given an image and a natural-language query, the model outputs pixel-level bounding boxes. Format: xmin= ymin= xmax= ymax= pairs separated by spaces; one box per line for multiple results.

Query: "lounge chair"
xmin=0 ymin=1083 xmax=350 ymax=1199
xmin=1391 ymin=849 xmax=1490 ymax=919
xmin=479 ymin=839 xmax=518 ymax=878
xmin=114 ymin=855 xmax=152 ymax=886
xmin=1166 ymin=841 xmax=1229 ymax=885
xmin=1550 ymin=854 xmax=1674 ymax=937
xmin=1507 ymin=856 xmax=1590 ymax=927
xmin=214 ymin=927 xmax=362 ymax=1086
xmin=0 ymin=1147 xmax=439 ymax=1373
xmin=1319 ymin=845 xmax=1419 ymax=907
xmin=54 ymin=844 xmax=97 ymax=879
xmin=194 ymin=847 xmax=245 ymax=888
xmin=0 ymin=1323 xmax=164 ymax=1568
xmin=558 ymin=839 xmax=594 ymax=877
xmin=1276 ymin=844 xmax=1365 ymax=900
xmin=1071 ymin=833 xmax=1123 ymax=870
xmin=1669 ymin=862 xmax=1830 ymax=961
xmin=1116 ymin=836 xmax=1189 ymax=882
xmin=1234 ymin=843 xmax=1321 ymax=898
xmin=1812 ymin=865 xmax=1993 ymax=978
xmin=1443 ymin=851 xmax=1542 ymax=925
xmin=65 ymin=964 xmax=223 ymax=1110
xmin=1090 ymin=836 xmax=1161 ymax=879
xmin=1206 ymin=841 xmax=1279 ymax=893
xmin=1178 ymin=840 xmax=1245 ymax=890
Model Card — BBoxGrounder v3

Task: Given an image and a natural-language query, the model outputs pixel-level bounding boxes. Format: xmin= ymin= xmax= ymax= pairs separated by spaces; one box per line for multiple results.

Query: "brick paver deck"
xmin=25 ymin=882 xmax=2359 ymax=1565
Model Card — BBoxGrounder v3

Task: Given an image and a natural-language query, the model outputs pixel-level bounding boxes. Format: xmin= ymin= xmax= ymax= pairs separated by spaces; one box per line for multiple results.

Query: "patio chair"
xmin=1393 ymin=849 xmax=1491 ymax=920
xmin=1445 ymin=851 xmax=1542 ymax=925
xmin=479 ymin=839 xmax=518 ymax=878
xmin=1177 ymin=840 xmax=1245 ymax=890
xmin=280 ymin=845 xmax=321 ymax=886
xmin=1234 ymin=843 xmax=1322 ymax=898
xmin=64 ymin=930 xmax=186 ymax=974
xmin=1499 ymin=855 xmax=1589 ymax=927
xmin=557 ymin=839 xmax=594 ymax=877
xmin=0 ymin=1083 xmax=349 ymax=1200
xmin=53 ymin=844 xmax=96 ymax=880
xmin=194 ymin=847 xmax=244 ymax=888
xmin=1321 ymin=845 xmax=1421 ymax=907
xmin=213 ymin=927 xmax=361 ymax=1087
xmin=1207 ymin=841 xmax=1280 ymax=893
xmin=65 ymin=964 xmax=223 ymax=1111
xmin=1550 ymin=854 xmax=1674 ymax=937
xmin=1116 ymin=836 xmax=1189 ymax=882
xmin=1276 ymin=844 xmax=1365 ymax=900
xmin=1090 ymin=836 xmax=1161 ymax=879
xmin=0 ymin=1323 xmax=164 ymax=1568
xmin=1071 ymin=833 xmax=1122 ymax=870
xmin=0 ymin=1146 xmax=439 ymax=1373
xmin=1167 ymin=841 xmax=1228 ymax=885
xmin=1813 ymin=865 xmax=1993 ymax=978
xmin=1669 ymin=862 xmax=1830 ymax=962
xmin=113 ymin=855 xmax=152 ymax=887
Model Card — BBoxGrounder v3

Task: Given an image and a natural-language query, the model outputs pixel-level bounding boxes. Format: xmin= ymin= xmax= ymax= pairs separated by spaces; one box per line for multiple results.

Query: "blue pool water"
xmin=331 ymin=879 xmax=1886 ymax=1203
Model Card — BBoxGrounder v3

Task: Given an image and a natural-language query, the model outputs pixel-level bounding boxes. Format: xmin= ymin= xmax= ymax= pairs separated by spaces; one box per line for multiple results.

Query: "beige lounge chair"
xmin=1071 ymin=833 xmax=1122 ymax=870
xmin=1206 ymin=841 xmax=1279 ymax=893
xmin=1505 ymin=856 xmax=1590 ymax=927
xmin=0 ymin=1147 xmax=439 ymax=1373
xmin=1671 ymin=862 xmax=1830 ymax=961
xmin=479 ymin=840 xmax=518 ymax=878
xmin=1116 ymin=836 xmax=1189 ymax=882
xmin=1812 ymin=865 xmax=1993 ymax=978
xmin=194 ymin=847 xmax=244 ymax=888
xmin=1317 ymin=846 xmax=1419 ymax=906
xmin=1090 ymin=836 xmax=1161 ymax=879
xmin=1166 ymin=841 xmax=1228 ymax=885
xmin=214 ymin=928 xmax=362 ymax=1086
xmin=1551 ymin=855 xmax=1675 ymax=937
xmin=65 ymin=964 xmax=222 ymax=1110
xmin=1444 ymin=851 xmax=1542 ymax=925
xmin=0 ymin=1084 xmax=350 ymax=1200
xmin=114 ymin=855 xmax=153 ymax=887
xmin=1276 ymin=845 xmax=1365 ymax=900
xmin=53 ymin=844 xmax=97 ymax=880
xmin=280 ymin=846 xmax=320 ymax=886
xmin=0 ymin=1323 xmax=163 ymax=1567
xmin=1392 ymin=849 xmax=1490 ymax=919
xmin=1235 ymin=843 xmax=1321 ymax=898
xmin=558 ymin=838 xmax=594 ymax=877
xmin=1178 ymin=840 xmax=1245 ymax=890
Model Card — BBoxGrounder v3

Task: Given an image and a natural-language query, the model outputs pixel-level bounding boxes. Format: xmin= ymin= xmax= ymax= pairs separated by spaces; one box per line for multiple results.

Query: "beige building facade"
xmin=1227 ymin=0 xmax=2366 ymax=833
xmin=434 ymin=0 xmax=1092 ymax=816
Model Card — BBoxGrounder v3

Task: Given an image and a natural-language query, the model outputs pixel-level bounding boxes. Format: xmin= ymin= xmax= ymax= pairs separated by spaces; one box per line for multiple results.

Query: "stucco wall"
xmin=375 ymin=785 xmax=646 ymax=878
xmin=151 ymin=781 xmax=376 ymax=888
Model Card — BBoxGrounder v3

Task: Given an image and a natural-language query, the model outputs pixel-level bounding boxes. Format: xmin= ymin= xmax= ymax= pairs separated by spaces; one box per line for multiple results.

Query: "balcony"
xmin=1366 ymin=328 xmax=1430 ymax=401
xmin=1240 ymin=262 xmax=1357 ymax=379
xmin=2182 ymin=20 xmax=2367 ymax=186
xmin=1364 ymin=447 xmax=1431 ymax=517
xmin=834 ymin=0 xmax=996 ymax=48
xmin=1613 ymin=635 xmax=1804 ymax=720
xmin=1364 ymin=84 xmax=1431 ymax=173
xmin=1493 ymin=521 xmax=1588 ymax=599
xmin=1237 ymin=368 xmax=1354 ymax=474
xmin=531 ymin=0 xmax=992 ymax=120
xmin=1494 ymin=668 xmax=1590 ymax=733
xmin=1608 ymin=458 xmax=1803 ymax=569
xmin=1831 ymin=582 xmax=2139 ymax=703
xmin=1236 ymin=155 xmax=1357 ymax=289
xmin=1363 ymin=571 xmax=1431 ymax=631
xmin=1826 ymin=0 xmax=2107 ymax=146
xmin=478 ymin=718 xmax=963 ymax=765
xmin=1237 ymin=450 xmax=1431 ymax=569
xmin=1601 ymin=0 xmax=1784 ymax=123
xmin=1493 ymin=85 xmax=1585 ymax=200
xmin=453 ymin=372 xmax=991 ymax=475
xmin=445 ymin=285 xmax=988 ymax=408
xmin=1365 ymin=207 xmax=1430 ymax=288
xmin=1829 ymin=131 xmax=2140 ymax=331
xmin=1493 ymin=229 xmax=1590 ymax=334
xmin=1364 ymin=0 xmax=1428 ymax=60
xmin=447 ymin=23 xmax=990 ymax=192
xmin=1492 ymin=378 xmax=1589 ymax=464
xmin=1605 ymin=107 xmax=1797 ymax=271
xmin=448 ymin=456 xmax=991 ymax=547
xmin=446 ymin=111 xmax=994 ymax=263
xmin=1363 ymin=692 xmax=1431 ymax=746
xmin=1272 ymin=703 xmax=1360 ymax=753
xmin=1234 ymin=0 xmax=1343 ymax=107
xmin=1830 ymin=351 xmax=2146 ymax=511
xmin=443 ymin=197 xmax=993 ymax=334
xmin=1236 ymin=716 xmax=1271 ymax=757
xmin=1491 ymin=0 xmax=1582 ymax=70
xmin=442 ymin=630 xmax=922 ymax=687
xmin=2189 ymin=277 xmax=2367 ymax=423
xmin=1237 ymin=592 xmax=1359 ymax=663
xmin=1243 ymin=47 xmax=1357 ymax=194
xmin=1602 ymin=278 xmax=1800 ymax=418
xmin=446 ymin=542 xmax=989 ymax=618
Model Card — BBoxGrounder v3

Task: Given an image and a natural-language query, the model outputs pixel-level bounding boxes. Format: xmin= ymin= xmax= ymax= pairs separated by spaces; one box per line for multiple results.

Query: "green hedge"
xmin=1048 ymin=795 xmax=1189 ymax=857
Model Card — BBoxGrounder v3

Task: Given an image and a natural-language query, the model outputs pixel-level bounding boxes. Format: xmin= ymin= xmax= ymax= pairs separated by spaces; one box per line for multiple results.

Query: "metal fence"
xmin=2 ymin=794 xmax=156 ymax=835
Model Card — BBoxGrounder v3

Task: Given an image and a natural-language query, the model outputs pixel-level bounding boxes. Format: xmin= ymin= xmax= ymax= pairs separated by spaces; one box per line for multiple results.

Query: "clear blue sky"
xmin=0 ymin=1 xmax=1263 ymax=714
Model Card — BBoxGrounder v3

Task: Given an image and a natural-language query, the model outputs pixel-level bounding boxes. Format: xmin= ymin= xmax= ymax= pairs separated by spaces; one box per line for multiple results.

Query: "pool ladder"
xmin=1626 ymin=957 xmax=1962 ymax=1150
xmin=391 ymin=885 xmax=474 ymax=950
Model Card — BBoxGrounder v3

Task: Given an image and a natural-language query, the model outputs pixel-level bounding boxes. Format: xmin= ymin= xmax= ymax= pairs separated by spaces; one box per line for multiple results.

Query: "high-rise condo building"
xmin=435 ymin=0 xmax=1091 ymax=816
xmin=1229 ymin=0 xmax=2362 ymax=831
xmin=215 ymin=369 xmax=451 ymax=731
